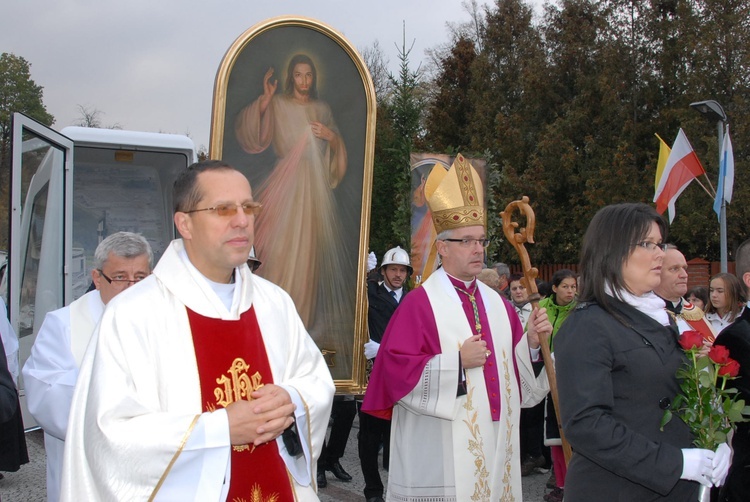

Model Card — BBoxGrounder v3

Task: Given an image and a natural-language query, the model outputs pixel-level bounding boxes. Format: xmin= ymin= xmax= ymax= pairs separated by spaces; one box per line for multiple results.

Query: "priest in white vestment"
xmin=362 ymin=155 xmax=551 ymax=502
xmin=23 ymin=231 xmax=154 ymax=502
xmin=61 ymin=161 xmax=334 ymax=501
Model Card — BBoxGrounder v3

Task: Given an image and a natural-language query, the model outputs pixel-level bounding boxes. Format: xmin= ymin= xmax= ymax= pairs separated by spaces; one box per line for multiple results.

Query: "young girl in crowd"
xmin=706 ymin=273 xmax=744 ymax=333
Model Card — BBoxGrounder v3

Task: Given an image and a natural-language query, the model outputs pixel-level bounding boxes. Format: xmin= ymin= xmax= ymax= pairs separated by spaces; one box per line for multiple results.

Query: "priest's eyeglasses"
xmin=98 ymin=270 xmax=146 ymax=288
xmin=635 ymin=241 xmax=668 ymax=252
xmin=184 ymin=202 xmax=262 ymax=217
xmin=442 ymin=238 xmax=491 ymax=248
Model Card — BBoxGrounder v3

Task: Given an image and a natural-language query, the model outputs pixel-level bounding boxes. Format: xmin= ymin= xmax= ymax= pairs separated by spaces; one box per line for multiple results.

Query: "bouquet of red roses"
xmin=661 ymin=330 xmax=749 ymax=449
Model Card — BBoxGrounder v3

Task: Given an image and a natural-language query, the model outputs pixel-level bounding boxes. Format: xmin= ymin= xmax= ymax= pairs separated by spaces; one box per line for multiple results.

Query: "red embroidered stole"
xmin=187 ymin=307 xmax=294 ymax=502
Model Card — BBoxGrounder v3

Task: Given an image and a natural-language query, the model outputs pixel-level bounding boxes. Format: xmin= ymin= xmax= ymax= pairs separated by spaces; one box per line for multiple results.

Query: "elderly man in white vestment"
xmin=362 ymin=155 xmax=551 ymax=502
xmin=23 ymin=231 xmax=153 ymax=502
xmin=61 ymin=160 xmax=335 ymax=501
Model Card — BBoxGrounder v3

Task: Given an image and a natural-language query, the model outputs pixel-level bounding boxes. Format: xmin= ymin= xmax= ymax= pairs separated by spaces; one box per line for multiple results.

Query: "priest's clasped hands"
xmin=226 ymin=384 xmax=296 ymax=447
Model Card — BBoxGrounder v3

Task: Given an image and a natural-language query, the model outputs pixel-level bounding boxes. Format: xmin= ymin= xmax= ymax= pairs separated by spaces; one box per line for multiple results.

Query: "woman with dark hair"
xmin=686 ymin=285 xmax=709 ymax=311
xmin=538 ymin=269 xmax=577 ymax=502
xmin=555 ymin=203 xmax=730 ymax=500
xmin=706 ymin=273 xmax=745 ymax=333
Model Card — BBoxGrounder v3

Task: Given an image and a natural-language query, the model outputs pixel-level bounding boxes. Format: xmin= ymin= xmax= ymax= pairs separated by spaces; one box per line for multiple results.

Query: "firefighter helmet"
xmin=380 ymin=246 xmax=413 ymax=275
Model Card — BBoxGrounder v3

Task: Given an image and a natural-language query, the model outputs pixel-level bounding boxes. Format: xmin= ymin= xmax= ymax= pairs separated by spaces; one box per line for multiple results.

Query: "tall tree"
xmin=385 ymin=31 xmax=427 ymax=251
xmin=361 ymin=40 xmax=394 ymax=104
xmin=364 ymin=34 xmax=426 ymax=258
xmin=470 ymin=0 xmax=554 ymax=263
xmin=469 ymin=0 xmax=546 ymax=158
xmin=368 ymin=99 xmax=401 ymax=258
xmin=0 ymin=53 xmax=54 ymax=248
xmin=0 ymin=53 xmax=54 ymax=172
xmin=362 ymin=41 xmax=396 ymax=258
xmin=423 ymin=36 xmax=477 ymax=152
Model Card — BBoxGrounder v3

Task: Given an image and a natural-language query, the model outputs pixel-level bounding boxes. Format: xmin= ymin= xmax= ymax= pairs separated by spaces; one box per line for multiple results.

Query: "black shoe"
xmin=521 ymin=454 xmax=546 ymax=476
xmin=327 ymin=460 xmax=353 ymax=481
xmin=366 ymin=497 xmax=385 ymax=502
xmin=544 ymin=487 xmax=564 ymax=502
xmin=317 ymin=469 xmax=327 ymax=488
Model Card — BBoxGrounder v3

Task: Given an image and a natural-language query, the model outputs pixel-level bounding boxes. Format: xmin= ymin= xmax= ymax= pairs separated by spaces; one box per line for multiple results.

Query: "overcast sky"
xmin=2 ymin=1 xmax=543 ymax=151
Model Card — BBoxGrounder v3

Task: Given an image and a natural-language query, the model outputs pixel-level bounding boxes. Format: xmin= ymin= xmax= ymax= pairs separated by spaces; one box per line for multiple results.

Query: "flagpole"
xmin=694 ymin=177 xmax=715 ymax=199
xmin=690 ymin=100 xmax=729 ymax=273
xmin=701 ymin=173 xmax=717 ymax=197
xmin=718 ymin=121 xmax=727 ymax=272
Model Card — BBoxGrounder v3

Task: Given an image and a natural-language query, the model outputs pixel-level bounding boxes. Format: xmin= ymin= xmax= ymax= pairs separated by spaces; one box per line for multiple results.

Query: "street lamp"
xmin=690 ymin=100 xmax=728 ymax=272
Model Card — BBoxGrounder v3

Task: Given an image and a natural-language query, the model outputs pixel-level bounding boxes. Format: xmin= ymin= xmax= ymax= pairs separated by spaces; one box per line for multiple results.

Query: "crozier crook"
xmin=501 ymin=196 xmax=573 ymax=465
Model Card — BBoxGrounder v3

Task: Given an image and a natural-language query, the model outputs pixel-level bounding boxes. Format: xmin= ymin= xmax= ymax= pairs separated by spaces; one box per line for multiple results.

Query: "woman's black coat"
xmin=555 ymin=299 xmax=699 ymax=501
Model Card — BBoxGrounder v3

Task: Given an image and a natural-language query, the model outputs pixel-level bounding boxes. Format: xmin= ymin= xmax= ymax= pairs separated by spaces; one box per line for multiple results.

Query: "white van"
xmin=5 ymin=113 xmax=196 ymax=428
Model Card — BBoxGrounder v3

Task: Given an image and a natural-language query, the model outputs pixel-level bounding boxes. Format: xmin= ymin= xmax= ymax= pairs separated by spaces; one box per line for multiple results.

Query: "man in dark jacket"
xmin=359 ymin=246 xmax=411 ymax=502
xmin=714 ymin=238 xmax=750 ymax=502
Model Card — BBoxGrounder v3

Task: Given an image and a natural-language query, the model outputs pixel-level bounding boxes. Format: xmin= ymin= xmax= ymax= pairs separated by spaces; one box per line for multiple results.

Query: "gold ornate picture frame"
xmin=210 ymin=16 xmax=375 ymax=392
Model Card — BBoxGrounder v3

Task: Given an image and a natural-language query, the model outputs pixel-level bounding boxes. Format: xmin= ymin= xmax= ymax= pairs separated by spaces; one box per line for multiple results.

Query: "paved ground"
xmin=0 ymin=429 xmax=46 ymax=502
xmin=0 ymin=417 xmax=551 ymax=501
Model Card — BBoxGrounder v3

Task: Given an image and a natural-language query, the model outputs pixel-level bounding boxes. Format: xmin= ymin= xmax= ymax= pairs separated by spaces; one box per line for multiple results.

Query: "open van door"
xmin=6 ymin=114 xmax=195 ymax=429
xmin=9 ymin=113 xmax=74 ymax=428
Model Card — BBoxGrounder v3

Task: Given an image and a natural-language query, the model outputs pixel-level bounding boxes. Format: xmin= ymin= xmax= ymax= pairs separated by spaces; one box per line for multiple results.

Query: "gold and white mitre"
xmin=424 ymin=153 xmax=485 ymax=233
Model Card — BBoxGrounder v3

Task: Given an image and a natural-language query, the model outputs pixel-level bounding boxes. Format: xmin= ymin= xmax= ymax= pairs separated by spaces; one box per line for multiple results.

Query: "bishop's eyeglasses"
xmin=442 ymin=238 xmax=491 ymax=248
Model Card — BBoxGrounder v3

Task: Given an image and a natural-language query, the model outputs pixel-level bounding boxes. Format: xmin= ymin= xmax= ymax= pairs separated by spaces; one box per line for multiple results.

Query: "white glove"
xmin=711 ymin=443 xmax=731 ymax=487
xmin=364 ymin=339 xmax=380 ymax=360
xmin=681 ymin=448 xmax=714 ymax=487
xmin=367 ymin=252 xmax=377 ymax=272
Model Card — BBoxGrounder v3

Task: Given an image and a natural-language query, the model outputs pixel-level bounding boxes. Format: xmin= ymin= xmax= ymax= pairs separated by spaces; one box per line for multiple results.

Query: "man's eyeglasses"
xmin=442 ymin=238 xmax=491 ymax=248
xmin=635 ymin=241 xmax=668 ymax=252
xmin=184 ymin=202 xmax=262 ymax=217
xmin=98 ymin=270 xmax=146 ymax=288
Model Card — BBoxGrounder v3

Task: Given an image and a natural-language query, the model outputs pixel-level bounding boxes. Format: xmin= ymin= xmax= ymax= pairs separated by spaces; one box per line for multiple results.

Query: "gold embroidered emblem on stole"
xmin=500 ymin=349 xmax=515 ymax=502
xmin=462 ymin=379 xmax=491 ymax=500
xmin=212 ymin=357 xmax=264 ymax=453
xmin=232 ymin=483 xmax=280 ymax=502
xmin=215 ymin=357 xmax=264 ymax=407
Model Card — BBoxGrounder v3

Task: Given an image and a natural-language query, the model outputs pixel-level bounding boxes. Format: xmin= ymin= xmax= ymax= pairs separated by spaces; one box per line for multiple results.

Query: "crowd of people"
xmin=0 ymin=156 xmax=748 ymax=502
xmin=358 ymin=194 xmax=747 ymax=501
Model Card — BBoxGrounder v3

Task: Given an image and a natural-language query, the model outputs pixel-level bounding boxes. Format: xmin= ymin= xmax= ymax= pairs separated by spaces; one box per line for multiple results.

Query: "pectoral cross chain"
xmin=454 ymin=284 xmax=482 ymax=335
